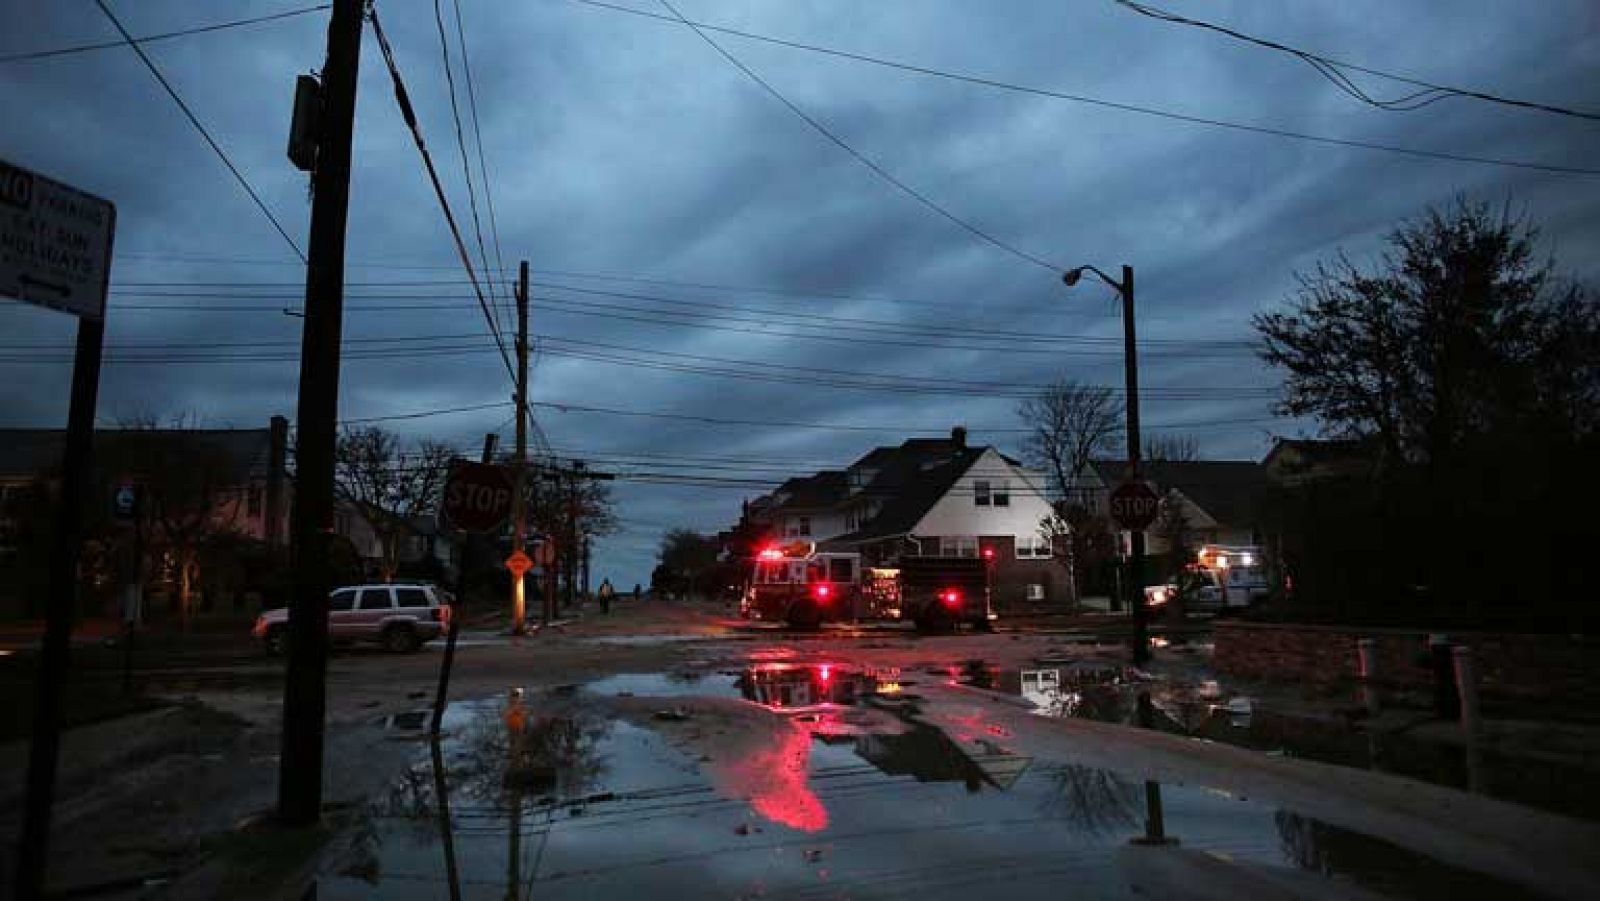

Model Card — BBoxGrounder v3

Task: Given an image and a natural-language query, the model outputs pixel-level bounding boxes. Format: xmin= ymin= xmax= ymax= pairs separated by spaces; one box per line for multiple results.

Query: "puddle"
xmin=978 ymin=660 xmax=1600 ymax=824
xmin=316 ymin=665 xmax=1567 ymax=899
xmin=576 ymin=634 xmax=726 ymax=647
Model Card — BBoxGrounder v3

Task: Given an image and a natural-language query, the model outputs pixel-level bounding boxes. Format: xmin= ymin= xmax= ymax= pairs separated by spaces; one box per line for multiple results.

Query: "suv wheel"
xmin=264 ymin=625 xmax=287 ymax=656
xmin=382 ymin=625 xmax=419 ymax=653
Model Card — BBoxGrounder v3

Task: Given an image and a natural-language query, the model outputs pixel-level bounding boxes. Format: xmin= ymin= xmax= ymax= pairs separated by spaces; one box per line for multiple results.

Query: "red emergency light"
xmin=757 ymin=546 xmax=784 ymax=560
xmin=813 ymin=583 xmax=833 ymax=602
xmin=982 ymin=547 xmax=995 ymax=561
xmin=940 ymin=589 xmax=962 ymax=607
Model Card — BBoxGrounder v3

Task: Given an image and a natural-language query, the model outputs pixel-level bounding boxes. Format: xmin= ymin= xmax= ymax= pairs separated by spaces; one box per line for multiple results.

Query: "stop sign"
xmin=441 ymin=462 xmax=514 ymax=533
xmin=1109 ymin=479 xmax=1160 ymax=531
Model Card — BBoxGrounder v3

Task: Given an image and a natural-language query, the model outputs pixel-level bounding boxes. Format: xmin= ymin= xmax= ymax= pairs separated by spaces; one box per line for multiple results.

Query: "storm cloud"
xmin=4 ymin=0 xmax=1597 ymax=585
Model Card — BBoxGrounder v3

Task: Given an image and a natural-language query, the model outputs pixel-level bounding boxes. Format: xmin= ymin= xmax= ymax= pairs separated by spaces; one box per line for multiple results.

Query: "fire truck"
xmin=739 ymin=542 xmax=867 ymax=629
xmin=740 ymin=542 xmax=993 ymax=632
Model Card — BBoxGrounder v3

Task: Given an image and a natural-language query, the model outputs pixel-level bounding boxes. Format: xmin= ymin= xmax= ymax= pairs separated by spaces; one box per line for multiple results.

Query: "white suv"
xmin=253 ymin=583 xmax=453 ymax=654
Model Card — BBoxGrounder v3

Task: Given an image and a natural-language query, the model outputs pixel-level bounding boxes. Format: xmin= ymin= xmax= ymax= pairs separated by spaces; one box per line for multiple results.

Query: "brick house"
xmin=0 ymin=416 xmax=292 ymax=618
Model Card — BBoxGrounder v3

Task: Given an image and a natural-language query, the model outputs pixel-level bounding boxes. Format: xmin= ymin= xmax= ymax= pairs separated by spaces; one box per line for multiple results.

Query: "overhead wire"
xmin=562 ymin=0 xmax=1600 ymax=176
xmin=653 ymin=0 xmax=1063 ymax=272
xmin=3 ymin=3 xmax=329 ymax=64
xmin=529 ymin=399 xmax=1283 ymax=435
xmin=449 ymin=0 xmax=514 ymax=335
xmin=0 ymin=330 xmax=1274 ymax=396
xmin=431 ymin=0 xmax=510 ymax=339
xmin=90 ymin=0 xmax=306 ymax=262
xmin=1115 ymin=0 xmax=1600 ymax=121
xmin=366 ymin=4 xmax=516 ymax=384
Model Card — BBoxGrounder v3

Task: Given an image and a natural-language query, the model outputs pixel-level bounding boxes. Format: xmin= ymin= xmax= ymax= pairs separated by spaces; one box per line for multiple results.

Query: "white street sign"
xmin=1 ymin=158 xmax=116 ymax=320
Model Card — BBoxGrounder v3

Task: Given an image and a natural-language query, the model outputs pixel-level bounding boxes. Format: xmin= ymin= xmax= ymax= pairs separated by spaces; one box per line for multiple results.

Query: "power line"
xmin=339 ymin=400 xmax=513 ymax=424
xmin=450 ymin=0 xmax=513 ymax=341
xmin=367 ymin=5 xmax=516 ymax=384
xmin=0 ymin=330 xmax=1272 ymax=396
xmin=653 ymin=0 xmax=1062 ymax=272
xmin=106 ymin=253 xmax=1146 ymax=317
xmin=431 ymin=0 xmax=509 ymax=339
xmin=97 ymin=287 xmax=1260 ymax=354
xmin=90 ymin=0 xmax=306 ymax=262
xmin=563 ymin=0 xmax=1600 ymax=177
xmin=1115 ymin=0 xmax=1600 ymax=122
xmin=530 ymin=399 xmax=1283 ymax=434
xmin=2 ymin=3 xmax=329 ymax=64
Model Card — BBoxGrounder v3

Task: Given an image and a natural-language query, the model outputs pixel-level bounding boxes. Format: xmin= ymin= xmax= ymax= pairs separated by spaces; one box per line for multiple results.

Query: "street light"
xmin=1060 ymin=262 xmax=1150 ymax=666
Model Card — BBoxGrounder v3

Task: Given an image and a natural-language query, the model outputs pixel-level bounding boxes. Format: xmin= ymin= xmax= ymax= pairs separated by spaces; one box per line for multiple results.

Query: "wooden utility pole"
xmin=278 ymin=0 xmax=364 ymax=826
xmin=1117 ymin=265 xmax=1149 ymax=667
xmin=511 ymin=261 xmax=529 ymax=633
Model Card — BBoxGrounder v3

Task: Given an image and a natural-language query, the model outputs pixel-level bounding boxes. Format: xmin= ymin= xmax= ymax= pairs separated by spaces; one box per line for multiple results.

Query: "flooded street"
xmin=316 ymin=660 xmax=1577 ymax=900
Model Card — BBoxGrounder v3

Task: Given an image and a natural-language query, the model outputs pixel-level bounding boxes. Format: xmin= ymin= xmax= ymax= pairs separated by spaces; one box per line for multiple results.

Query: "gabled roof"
xmin=1089 ymin=459 xmax=1267 ymax=528
xmin=1263 ymin=437 xmax=1379 ymax=475
xmin=772 ymin=471 xmax=847 ymax=510
xmin=829 ymin=447 xmax=984 ymax=543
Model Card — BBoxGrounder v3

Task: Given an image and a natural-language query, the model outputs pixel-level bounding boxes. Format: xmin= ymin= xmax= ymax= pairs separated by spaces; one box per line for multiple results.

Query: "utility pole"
xmin=1118 ymin=264 xmax=1148 ymax=667
xmin=511 ymin=261 xmax=529 ymax=634
xmin=1062 ymin=263 xmax=1148 ymax=666
xmin=566 ymin=461 xmax=581 ymax=609
xmin=278 ymin=0 xmax=363 ymax=826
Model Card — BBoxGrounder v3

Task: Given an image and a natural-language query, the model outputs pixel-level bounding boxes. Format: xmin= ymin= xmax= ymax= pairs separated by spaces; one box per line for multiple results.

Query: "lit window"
xmin=1017 ymin=536 xmax=1052 ymax=559
xmin=974 ymin=480 xmax=991 ymax=506
xmin=940 ymin=536 xmax=978 ymax=557
xmin=1026 ymin=583 xmax=1046 ymax=601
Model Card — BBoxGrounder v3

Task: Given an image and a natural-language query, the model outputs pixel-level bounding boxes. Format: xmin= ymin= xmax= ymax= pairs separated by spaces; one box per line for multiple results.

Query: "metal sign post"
xmin=3 ymin=157 xmax=115 ymax=900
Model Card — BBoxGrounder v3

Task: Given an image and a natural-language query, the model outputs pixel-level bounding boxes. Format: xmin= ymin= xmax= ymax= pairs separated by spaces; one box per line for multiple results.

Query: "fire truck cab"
xmin=740 ymin=543 xmax=863 ymax=630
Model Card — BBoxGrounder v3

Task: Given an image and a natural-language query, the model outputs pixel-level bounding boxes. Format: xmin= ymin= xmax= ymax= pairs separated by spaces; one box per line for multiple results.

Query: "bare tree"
xmin=103 ymin=414 xmax=247 ymax=627
xmin=1019 ymin=380 xmax=1124 ymax=604
xmin=1018 ymin=380 xmax=1124 ymax=500
xmin=1144 ymin=434 xmax=1199 ymax=463
xmin=334 ymin=427 xmax=454 ymax=582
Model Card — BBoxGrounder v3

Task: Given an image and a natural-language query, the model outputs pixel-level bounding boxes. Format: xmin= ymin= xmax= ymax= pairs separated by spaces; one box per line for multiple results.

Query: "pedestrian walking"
xmin=598 ymin=578 xmax=615 ymax=615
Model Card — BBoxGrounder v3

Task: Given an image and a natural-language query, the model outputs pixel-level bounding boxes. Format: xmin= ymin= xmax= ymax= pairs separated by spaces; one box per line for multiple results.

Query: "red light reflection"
xmin=715 ymin=721 xmax=828 ymax=832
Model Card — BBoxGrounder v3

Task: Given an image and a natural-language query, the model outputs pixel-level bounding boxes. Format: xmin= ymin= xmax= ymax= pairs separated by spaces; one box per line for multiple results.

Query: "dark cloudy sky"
xmin=4 ymin=0 xmax=1597 ymax=587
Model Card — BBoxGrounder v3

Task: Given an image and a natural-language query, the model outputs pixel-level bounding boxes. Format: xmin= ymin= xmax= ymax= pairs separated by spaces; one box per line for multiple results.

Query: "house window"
xmin=974 ymin=480 xmax=991 ymax=506
xmin=993 ymin=481 xmax=1010 ymax=507
xmin=247 ymin=483 xmax=263 ymax=517
xmin=798 ymin=516 xmax=811 ymax=536
xmin=940 ymin=535 xmax=978 ymax=557
xmin=1026 ymin=583 xmax=1046 ymax=601
xmin=1017 ymin=535 xmax=1052 ymax=559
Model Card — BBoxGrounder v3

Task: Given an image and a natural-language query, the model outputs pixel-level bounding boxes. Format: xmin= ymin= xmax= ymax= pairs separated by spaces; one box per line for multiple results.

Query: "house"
xmin=0 ymin=416 xmax=292 ymax=618
xmin=741 ymin=427 xmax=1070 ymax=610
xmin=0 ymin=416 xmax=291 ymax=552
xmin=1079 ymin=459 xmax=1269 ymax=555
xmin=766 ymin=471 xmax=848 ymax=542
xmin=1262 ymin=438 xmax=1378 ymax=486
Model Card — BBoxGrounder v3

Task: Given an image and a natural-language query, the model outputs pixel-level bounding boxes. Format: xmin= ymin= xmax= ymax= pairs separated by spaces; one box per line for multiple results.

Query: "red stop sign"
xmin=441 ymin=462 xmax=514 ymax=533
xmin=1109 ymin=479 xmax=1160 ymax=531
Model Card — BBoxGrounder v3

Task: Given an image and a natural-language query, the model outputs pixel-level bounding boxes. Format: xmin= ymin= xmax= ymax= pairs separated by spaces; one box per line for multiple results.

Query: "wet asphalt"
xmin=312 ymin=662 xmax=1577 ymax=900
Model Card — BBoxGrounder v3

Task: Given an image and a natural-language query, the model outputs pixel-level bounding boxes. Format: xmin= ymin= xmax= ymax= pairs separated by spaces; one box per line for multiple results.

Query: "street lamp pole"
xmin=1063 ymin=263 xmax=1149 ymax=666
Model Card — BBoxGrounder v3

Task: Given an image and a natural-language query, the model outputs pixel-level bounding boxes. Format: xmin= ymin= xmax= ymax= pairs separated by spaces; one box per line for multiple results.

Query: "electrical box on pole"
xmin=287 ymin=73 xmax=321 ymax=172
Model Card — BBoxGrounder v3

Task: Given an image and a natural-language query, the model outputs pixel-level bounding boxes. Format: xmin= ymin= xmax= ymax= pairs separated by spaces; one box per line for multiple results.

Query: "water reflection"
xmin=1038 ymin=764 xmax=1141 ymax=836
xmin=1276 ymin=811 xmax=1545 ymax=900
xmin=738 ymin=662 xmax=1035 ymax=794
xmin=324 ymin=677 xmax=1566 ymax=900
